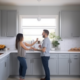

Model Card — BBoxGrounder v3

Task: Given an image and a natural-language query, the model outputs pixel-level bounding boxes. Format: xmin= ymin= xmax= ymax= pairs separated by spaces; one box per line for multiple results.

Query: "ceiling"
xmin=0 ymin=0 xmax=80 ymax=6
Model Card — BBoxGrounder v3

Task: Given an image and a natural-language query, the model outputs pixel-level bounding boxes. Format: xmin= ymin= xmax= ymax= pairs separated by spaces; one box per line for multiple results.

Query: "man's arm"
xmin=33 ymin=39 xmax=47 ymax=52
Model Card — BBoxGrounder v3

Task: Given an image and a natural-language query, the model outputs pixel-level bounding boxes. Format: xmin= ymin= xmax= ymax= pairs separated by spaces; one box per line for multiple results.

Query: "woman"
xmin=15 ymin=33 xmax=38 ymax=80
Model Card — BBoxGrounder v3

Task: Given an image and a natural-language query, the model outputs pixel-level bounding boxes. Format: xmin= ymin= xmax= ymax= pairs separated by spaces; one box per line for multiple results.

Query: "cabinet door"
xmin=0 ymin=59 xmax=7 ymax=80
xmin=70 ymin=58 xmax=80 ymax=75
xmin=49 ymin=59 xmax=58 ymax=75
xmin=60 ymin=11 xmax=80 ymax=38
xmin=0 ymin=11 xmax=1 ymax=36
xmin=32 ymin=59 xmax=44 ymax=75
xmin=7 ymin=10 xmax=17 ymax=37
xmin=59 ymin=59 xmax=69 ymax=75
xmin=1 ymin=10 xmax=7 ymax=36
xmin=26 ymin=59 xmax=32 ymax=75
xmin=10 ymin=54 xmax=19 ymax=75
xmin=7 ymin=55 xmax=10 ymax=77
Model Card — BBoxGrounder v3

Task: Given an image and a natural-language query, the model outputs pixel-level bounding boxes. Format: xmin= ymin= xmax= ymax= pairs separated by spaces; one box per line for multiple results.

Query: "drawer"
xmin=59 ymin=54 xmax=69 ymax=58
xmin=70 ymin=54 xmax=80 ymax=58
xmin=26 ymin=53 xmax=40 ymax=59
xmin=50 ymin=54 xmax=58 ymax=58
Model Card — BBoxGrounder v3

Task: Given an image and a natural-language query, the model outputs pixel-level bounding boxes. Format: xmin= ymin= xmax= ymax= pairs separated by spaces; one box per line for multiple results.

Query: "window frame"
xmin=19 ymin=15 xmax=59 ymax=37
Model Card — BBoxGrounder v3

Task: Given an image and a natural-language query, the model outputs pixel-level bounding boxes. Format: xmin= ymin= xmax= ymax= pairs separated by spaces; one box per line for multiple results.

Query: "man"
xmin=33 ymin=29 xmax=50 ymax=80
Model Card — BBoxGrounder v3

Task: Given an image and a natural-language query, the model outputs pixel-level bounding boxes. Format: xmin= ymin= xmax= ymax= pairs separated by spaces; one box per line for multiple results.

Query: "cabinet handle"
xmin=74 ymin=58 xmax=78 ymax=59
xmin=71 ymin=33 xmax=80 ymax=37
xmin=5 ymin=62 xmax=6 ymax=67
xmin=68 ymin=59 xmax=70 ymax=63
xmin=68 ymin=59 xmax=72 ymax=63
xmin=69 ymin=59 xmax=72 ymax=63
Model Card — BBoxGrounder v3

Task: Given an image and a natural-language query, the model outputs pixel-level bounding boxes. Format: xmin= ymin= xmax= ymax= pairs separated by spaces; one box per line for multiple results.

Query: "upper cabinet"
xmin=1 ymin=10 xmax=17 ymax=37
xmin=60 ymin=11 xmax=80 ymax=38
xmin=7 ymin=10 xmax=17 ymax=37
xmin=1 ymin=10 xmax=7 ymax=37
xmin=0 ymin=11 xmax=1 ymax=36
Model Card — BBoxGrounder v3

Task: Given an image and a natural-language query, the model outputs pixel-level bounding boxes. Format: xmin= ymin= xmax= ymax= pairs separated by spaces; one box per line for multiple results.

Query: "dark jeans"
xmin=41 ymin=57 xmax=50 ymax=80
xmin=17 ymin=57 xmax=27 ymax=79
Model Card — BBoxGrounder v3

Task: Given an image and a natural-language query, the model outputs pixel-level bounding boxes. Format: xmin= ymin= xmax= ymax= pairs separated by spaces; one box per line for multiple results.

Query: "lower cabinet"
xmin=70 ymin=54 xmax=80 ymax=75
xmin=0 ymin=59 xmax=7 ymax=80
xmin=49 ymin=59 xmax=58 ymax=75
xmin=32 ymin=59 xmax=44 ymax=75
xmin=6 ymin=55 xmax=10 ymax=78
xmin=26 ymin=59 xmax=32 ymax=75
xmin=0 ymin=56 xmax=9 ymax=80
xmin=10 ymin=54 xmax=19 ymax=75
xmin=70 ymin=58 xmax=80 ymax=75
xmin=9 ymin=53 xmax=80 ymax=76
xmin=49 ymin=54 xmax=58 ymax=75
xmin=59 ymin=59 xmax=69 ymax=75
xmin=59 ymin=54 xmax=69 ymax=75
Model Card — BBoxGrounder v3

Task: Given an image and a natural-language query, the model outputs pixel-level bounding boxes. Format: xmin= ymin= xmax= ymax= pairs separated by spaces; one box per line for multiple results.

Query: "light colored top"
xmin=17 ymin=42 xmax=26 ymax=58
xmin=41 ymin=37 xmax=51 ymax=57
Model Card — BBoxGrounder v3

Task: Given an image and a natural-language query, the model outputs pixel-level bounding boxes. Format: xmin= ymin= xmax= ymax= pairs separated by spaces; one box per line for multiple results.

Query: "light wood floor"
xmin=7 ymin=77 xmax=80 ymax=80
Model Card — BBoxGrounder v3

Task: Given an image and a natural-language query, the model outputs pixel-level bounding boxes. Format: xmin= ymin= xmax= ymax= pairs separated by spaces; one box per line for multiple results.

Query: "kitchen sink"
xmin=0 ymin=53 xmax=3 ymax=55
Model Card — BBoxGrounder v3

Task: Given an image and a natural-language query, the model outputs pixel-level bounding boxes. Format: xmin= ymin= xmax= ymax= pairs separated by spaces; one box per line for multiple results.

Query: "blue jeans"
xmin=41 ymin=57 xmax=50 ymax=80
xmin=17 ymin=57 xmax=27 ymax=79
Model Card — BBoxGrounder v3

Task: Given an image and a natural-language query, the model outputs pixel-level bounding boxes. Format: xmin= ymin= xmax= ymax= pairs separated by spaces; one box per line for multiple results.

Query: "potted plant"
xmin=49 ymin=32 xmax=62 ymax=50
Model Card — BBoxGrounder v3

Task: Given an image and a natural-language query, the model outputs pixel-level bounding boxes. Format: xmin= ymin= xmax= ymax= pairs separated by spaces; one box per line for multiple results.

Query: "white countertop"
xmin=0 ymin=50 xmax=80 ymax=60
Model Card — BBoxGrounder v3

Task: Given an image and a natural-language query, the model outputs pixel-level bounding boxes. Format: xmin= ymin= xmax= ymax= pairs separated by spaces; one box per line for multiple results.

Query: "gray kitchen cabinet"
xmin=7 ymin=55 xmax=10 ymax=77
xmin=59 ymin=54 xmax=69 ymax=75
xmin=32 ymin=59 xmax=44 ymax=75
xmin=60 ymin=11 xmax=80 ymax=38
xmin=26 ymin=59 xmax=33 ymax=75
xmin=59 ymin=59 xmax=69 ymax=75
xmin=7 ymin=10 xmax=17 ymax=37
xmin=0 ymin=60 xmax=6 ymax=80
xmin=0 ymin=11 xmax=1 ymax=36
xmin=0 ymin=10 xmax=17 ymax=37
xmin=10 ymin=54 xmax=19 ymax=75
xmin=70 ymin=54 xmax=80 ymax=75
xmin=49 ymin=54 xmax=58 ymax=75
xmin=0 ymin=56 xmax=8 ymax=80
xmin=1 ymin=10 xmax=7 ymax=37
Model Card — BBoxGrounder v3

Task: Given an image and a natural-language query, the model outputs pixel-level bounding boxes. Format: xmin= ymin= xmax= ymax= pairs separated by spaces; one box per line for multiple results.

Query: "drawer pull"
xmin=74 ymin=58 xmax=78 ymax=59
xmin=74 ymin=55 xmax=77 ymax=56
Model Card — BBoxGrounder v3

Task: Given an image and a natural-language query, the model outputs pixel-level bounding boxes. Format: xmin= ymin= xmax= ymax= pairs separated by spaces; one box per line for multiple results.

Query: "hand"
xmin=32 ymin=47 xmax=37 ymax=51
xmin=36 ymin=38 xmax=38 ymax=42
xmin=30 ymin=46 xmax=34 ymax=50
xmin=39 ymin=45 xmax=41 ymax=48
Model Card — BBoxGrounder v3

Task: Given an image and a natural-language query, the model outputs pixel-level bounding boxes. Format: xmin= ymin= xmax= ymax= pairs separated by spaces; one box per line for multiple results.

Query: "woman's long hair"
xmin=15 ymin=33 xmax=23 ymax=49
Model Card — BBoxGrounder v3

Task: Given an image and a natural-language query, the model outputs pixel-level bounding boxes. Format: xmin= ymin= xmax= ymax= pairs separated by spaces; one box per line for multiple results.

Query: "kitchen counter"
xmin=0 ymin=50 xmax=80 ymax=60
xmin=0 ymin=50 xmax=80 ymax=78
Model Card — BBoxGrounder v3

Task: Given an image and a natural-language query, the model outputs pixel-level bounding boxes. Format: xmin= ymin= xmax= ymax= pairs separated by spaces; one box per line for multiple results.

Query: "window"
xmin=20 ymin=15 xmax=58 ymax=41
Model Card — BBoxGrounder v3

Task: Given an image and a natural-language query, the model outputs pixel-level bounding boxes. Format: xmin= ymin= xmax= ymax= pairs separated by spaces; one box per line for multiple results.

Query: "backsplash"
xmin=0 ymin=37 xmax=16 ymax=50
xmin=0 ymin=37 xmax=80 ymax=51
xmin=59 ymin=38 xmax=80 ymax=50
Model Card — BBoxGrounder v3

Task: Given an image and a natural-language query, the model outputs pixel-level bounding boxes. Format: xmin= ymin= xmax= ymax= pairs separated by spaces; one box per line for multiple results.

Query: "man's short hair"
xmin=43 ymin=29 xmax=49 ymax=35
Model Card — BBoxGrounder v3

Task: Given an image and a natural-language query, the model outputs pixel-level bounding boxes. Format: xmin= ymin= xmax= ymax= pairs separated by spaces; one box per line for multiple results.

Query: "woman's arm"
xmin=24 ymin=38 xmax=38 ymax=47
xmin=20 ymin=42 xmax=32 ymax=50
